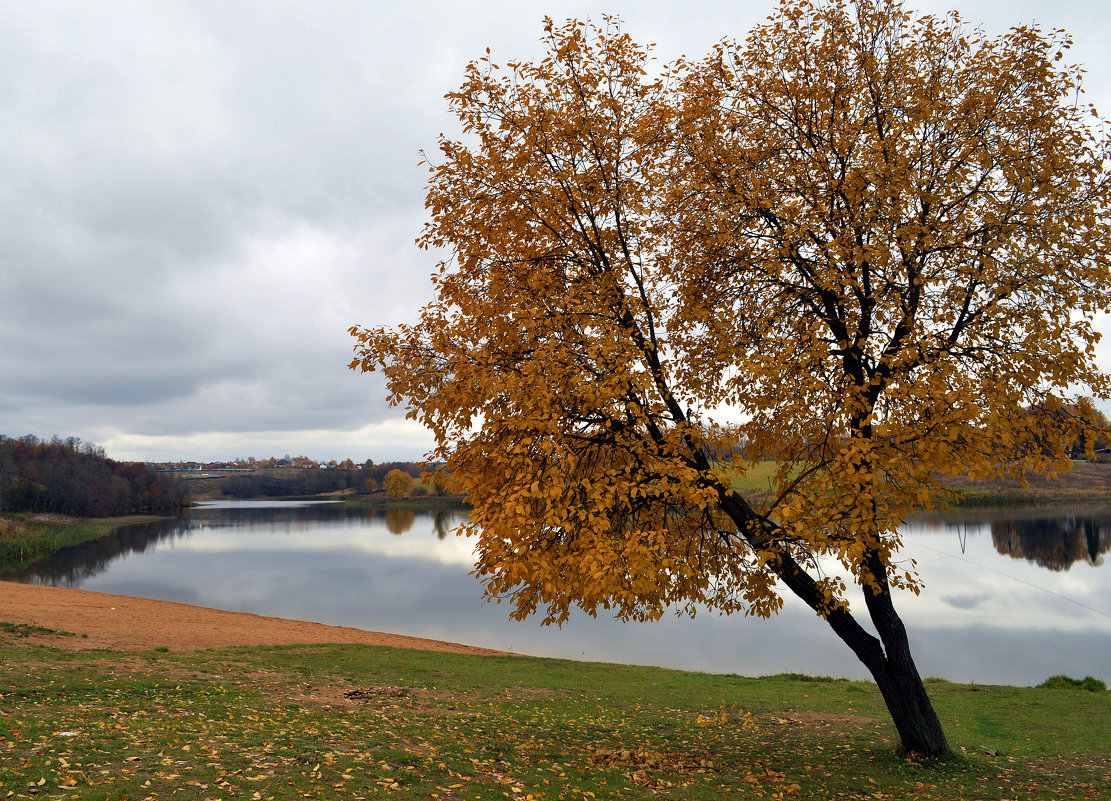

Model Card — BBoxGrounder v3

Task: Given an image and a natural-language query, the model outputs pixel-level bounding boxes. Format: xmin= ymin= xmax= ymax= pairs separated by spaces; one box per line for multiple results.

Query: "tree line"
xmin=0 ymin=435 xmax=186 ymax=516
xmin=217 ymin=461 xmax=432 ymax=499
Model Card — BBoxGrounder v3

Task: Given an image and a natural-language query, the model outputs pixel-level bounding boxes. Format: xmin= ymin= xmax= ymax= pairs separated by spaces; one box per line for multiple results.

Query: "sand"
xmin=0 ymin=580 xmax=505 ymax=655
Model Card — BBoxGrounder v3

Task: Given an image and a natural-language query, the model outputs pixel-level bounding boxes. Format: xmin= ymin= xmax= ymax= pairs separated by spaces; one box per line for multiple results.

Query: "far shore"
xmin=3 ymin=461 xmax=1108 ymax=573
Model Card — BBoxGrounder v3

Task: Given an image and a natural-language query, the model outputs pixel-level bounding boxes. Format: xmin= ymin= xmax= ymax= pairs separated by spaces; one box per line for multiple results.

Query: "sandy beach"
xmin=0 ymin=579 xmax=505 ymax=655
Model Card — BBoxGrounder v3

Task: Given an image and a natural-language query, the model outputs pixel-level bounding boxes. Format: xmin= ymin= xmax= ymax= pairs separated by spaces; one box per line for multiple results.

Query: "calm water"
xmin=7 ymin=500 xmax=1110 ymax=686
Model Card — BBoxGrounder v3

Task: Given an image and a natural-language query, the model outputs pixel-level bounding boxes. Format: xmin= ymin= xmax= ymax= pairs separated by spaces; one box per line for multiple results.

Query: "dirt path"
xmin=0 ymin=580 xmax=506 ymax=655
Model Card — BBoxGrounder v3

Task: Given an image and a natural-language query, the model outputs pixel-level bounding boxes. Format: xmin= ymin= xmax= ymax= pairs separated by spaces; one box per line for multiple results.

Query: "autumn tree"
xmin=350 ymin=1 xmax=1111 ymax=756
xmin=383 ymin=468 xmax=415 ymax=498
xmin=0 ymin=435 xmax=185 ymax=516
xmin=1064 ymin=398 xmax=1111 ymax=458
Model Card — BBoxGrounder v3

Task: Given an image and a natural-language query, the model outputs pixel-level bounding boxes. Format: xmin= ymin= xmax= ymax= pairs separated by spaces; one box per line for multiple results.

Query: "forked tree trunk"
xmin=867 ymin=639 xmax=951 ymax=757
xmin=859 ymin=557 xmax=951 ymax=756
xmin=718 ymin=495 xmax=951 ymax=756
xmin=781 ymin=556 xmax=950 ymax=754
xmin=776 ymin=552 xmax=951 ymax=756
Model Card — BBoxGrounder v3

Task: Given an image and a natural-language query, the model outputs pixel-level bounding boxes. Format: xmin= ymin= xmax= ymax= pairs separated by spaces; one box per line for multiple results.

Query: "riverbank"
xmin=944 ymin=460 xmax=1111 ymax=507
xmin=0 ymin=579 xmax=504 ymax=655
xmin=729 ymin=459 xmax=1111 ymax=508
xmin=1 ymin=611 xmax=1107 ymax=800
xmin=0 ymin=512 xmax=164 ymax=571
xmin=340 ymin=493 xmax=469 ymax=509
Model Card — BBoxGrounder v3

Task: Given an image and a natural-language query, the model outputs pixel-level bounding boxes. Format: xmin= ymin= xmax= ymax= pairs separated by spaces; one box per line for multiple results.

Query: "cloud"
xmin=0 ymin=0 xmax=454 ymax=459
xmin=99 ymin=417 xmax=436 ymax=464
xmin=1 ymin=0 xmax=1108 ymax=461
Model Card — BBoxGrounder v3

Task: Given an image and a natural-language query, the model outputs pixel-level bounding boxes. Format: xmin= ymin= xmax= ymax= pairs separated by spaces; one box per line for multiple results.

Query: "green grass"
xmin=729 ymin=461 xmax=785 ymax=494
xmin=1 ymin=637 xmax=1107 ymax=800
xmin=948 ymin=487 xmax=1111 ymax=508
xmin=0 ymin=621 xmax=76 ymax=638
xmin=343 ymin=495 xmax=470 ymax=510
xmin=0 ymin=514 xmax=164 ymax=571
xmin=1037 ymin=675 xmax=1108 ymax=693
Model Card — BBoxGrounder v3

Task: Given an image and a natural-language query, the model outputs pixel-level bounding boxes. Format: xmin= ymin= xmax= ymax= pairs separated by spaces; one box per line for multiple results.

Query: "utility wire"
xmin=914 ymin=539 xmax=1111 ymax=620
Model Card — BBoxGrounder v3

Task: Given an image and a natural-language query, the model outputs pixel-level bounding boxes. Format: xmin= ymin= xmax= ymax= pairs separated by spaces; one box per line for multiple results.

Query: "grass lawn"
xmin=730 ymin=460 xmax=1111 ymax=508
xmin=1 ymin=634 xmax=1107 ymax=800
xmin=728 ymin=461 xmax=784 ymax=494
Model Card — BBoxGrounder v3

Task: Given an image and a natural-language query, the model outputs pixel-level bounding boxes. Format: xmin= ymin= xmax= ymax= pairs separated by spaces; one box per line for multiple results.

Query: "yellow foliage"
xmin=383 ymin=469 xmax=415 ymax=499
xmin=351 ymin=5 xmax=1110 ymax=628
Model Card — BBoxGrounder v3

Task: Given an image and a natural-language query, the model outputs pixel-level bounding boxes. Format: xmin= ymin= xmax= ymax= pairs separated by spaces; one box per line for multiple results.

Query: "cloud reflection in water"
xmin=8 ymin=501 xmax=1110 ymax=686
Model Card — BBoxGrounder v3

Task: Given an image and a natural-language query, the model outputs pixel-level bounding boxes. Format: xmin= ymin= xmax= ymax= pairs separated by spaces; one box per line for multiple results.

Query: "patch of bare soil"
xmin=778 ymin=710 xmax=880 ymax=725
xmin=0 ymin=580 xmax=506 ymax=656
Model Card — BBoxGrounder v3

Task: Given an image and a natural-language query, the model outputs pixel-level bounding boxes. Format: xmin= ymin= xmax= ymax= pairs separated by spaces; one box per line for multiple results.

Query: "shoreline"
xmin=0 ymin=579 xmax=507 ymax=656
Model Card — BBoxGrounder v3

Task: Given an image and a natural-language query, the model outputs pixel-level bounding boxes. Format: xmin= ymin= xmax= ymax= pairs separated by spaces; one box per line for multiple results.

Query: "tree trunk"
xmin=718 ymin=494 xmax=951 ymax=755
xmin=776 ymin=552 xmax=951 ymax=755
xmin=860 ymin=555 xmax=951 ymax=756
xmin=869 ymin=644 xmax=951 ymax=756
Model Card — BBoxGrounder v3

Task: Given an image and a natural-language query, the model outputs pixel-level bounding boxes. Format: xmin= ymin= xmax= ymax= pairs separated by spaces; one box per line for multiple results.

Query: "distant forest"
xmin=217 ymin=461 xmax=431 ymax=498
xmin=0 ymin=435 xmax=186 ymax=516
xmin=0 ymin=434 xmax=441 ymax=513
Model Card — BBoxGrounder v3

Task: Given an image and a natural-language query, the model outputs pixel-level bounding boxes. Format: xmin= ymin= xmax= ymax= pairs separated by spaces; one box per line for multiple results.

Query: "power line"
xmin=914 ymin=539 xmax=1111 ymax=620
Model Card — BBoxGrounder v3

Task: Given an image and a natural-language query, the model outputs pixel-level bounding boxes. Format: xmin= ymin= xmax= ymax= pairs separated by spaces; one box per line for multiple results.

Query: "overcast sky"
xmin=2 ymin=1 xmax=1108 ymax=464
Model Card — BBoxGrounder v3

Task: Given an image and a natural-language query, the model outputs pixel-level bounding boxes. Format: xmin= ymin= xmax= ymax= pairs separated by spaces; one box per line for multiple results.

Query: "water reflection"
xmin=5 ymin=501 xmax=1110 ymax=685
xmin=991 ymin=514 xmax=1109 ymax=570
xmin=1 ymin=502 xmax=468 ymax=585
xmin=385 ymin=508 xmax=416 ymax=535
xmin=2 ymin=518 xmax=191 ymax=586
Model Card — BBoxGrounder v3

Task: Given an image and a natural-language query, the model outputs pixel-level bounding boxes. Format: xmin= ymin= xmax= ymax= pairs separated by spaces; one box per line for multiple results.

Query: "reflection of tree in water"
xmin=433 ymin=510 xmax=457 ymax=540
xmin=7 ymin=505 xmax=375 ymax=585
xmin=2 ymin=519 xmax=193 ymax=586
xmin=991 ymin=515 xmax=1110 ymax=571
xmin=370 ymin=508 xmax=463 ymax=539
xmin=384 ymin=508 xmax=416 ymax=535
xmin=5 ymin=502 xmax=473 ymax=585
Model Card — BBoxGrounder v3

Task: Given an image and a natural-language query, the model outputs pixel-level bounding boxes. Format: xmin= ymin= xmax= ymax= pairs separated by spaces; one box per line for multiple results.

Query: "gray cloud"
xmin=1 ymin=0 xmax=1107 ymax=461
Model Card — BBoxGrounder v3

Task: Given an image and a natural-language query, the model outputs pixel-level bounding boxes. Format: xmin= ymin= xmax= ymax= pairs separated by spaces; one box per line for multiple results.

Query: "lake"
xmin=6 ymin=500 xmax=1110 ymax=686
